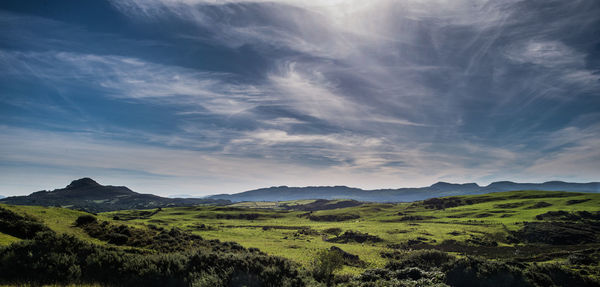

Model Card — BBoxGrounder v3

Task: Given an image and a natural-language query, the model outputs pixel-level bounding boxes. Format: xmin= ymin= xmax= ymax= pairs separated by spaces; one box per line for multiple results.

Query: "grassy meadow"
xmin=1 ymin=189 xmax=600 ymax=286
xmin=88 ymin=190 xmax=600 ymax=275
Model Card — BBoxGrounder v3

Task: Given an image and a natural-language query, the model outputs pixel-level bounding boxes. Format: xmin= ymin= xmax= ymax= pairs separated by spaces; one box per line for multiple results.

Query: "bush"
xmin=386 ymin=250 xmax=455 ymax=271
xmin=313 ymin=248 xmax=344 ymax=286
xmin=0 ymin=231 xmax=306 ymax=287
xmin=75 ymin=215 xmax=97 ymax=226
xmin=0 ymin=206 xmax=51 ymax=239
xmin=328 ymin=230 xmax=383 ymax=244
xmin=567 ymin=253 xmax=596 ymax=265
xmin=445 ymin=257 xmax=529 ymax=287
xmin=526 ymin=263 xmax=599 ymax=287
xmin=323 ymin=227 xmax=343 ymax=236
xmin=107 ymin=232 xmax=129 ymax=245
xmin=190 ymin=270 xmax=225 ymax=287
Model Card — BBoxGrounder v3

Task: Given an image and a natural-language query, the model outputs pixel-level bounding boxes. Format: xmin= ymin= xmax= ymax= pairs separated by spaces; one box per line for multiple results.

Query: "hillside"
xmin=0 ymin=203 xmax=304 ymax=286
xmin=1 ymin=189 xmax=599 ymax=286
xmin=107 ymin=190 xmax=600 ymax=271
xmin=209 ymin=181 xmax=600 ymax=202
xmin=0 ymin=178 xmax=229 ymax=213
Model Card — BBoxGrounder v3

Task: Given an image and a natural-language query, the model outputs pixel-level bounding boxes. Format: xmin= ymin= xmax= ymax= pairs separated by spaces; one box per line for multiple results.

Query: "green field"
xmin=2 ymin=189 xmax=600 ymax=286
xmin=88 ymin=190 xmax=600 ymax=275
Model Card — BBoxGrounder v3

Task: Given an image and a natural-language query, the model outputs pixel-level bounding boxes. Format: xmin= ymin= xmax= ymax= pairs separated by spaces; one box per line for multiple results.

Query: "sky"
xmin=0 ymin=0 xmax=599 ymax=197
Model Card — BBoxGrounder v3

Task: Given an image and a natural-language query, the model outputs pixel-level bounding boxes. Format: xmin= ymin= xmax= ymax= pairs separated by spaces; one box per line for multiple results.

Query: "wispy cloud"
xmin=525 ymin=124 xmax=600 ymax=180
xmin=0 ymin=50 xmax=262 ymax=116
xmin=505 ymin=40 xmax=599 ymax=88
xmin=0 ymin=0 xmax=598 ymax=195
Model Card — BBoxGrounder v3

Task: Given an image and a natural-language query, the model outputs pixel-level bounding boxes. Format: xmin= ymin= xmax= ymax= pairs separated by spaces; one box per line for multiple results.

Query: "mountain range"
xmin=1 ymin=178 xmax=598 ymax=212
xmin=208 ymin=181 xmax=600 ymax=202
xmin=0 ymin=178 xmax=229 ymax=213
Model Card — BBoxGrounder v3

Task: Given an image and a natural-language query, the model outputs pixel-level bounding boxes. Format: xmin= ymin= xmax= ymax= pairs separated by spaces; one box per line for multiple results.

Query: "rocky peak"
xmin=65 ymin=178 xmax=101 ymax=189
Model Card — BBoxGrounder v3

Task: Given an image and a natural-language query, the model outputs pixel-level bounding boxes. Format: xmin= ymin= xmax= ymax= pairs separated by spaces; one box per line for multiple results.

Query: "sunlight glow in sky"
xmin=1 ymin=0 xmax=599 ymax=196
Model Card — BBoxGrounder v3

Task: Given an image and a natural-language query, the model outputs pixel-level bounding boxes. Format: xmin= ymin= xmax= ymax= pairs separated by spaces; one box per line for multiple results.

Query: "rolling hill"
xmin=1 ymin=189 xmax=600 ymax=286
xmin=0 ymin=178 xmax=229 ymax=212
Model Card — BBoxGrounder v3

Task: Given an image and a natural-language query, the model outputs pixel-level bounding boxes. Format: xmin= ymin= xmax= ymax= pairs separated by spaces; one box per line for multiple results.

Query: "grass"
xmin=0 ymin=233 xmax=19 ymax=246
xmin=229 ymin=199 xmax=318 ymax=209
xmin=97 ymin=190 xmax=600 ymax=275
xmin=0 ymin=204 xmax=107 ymax=245
xmin=3 ymin=190 xmax=600 ymax=276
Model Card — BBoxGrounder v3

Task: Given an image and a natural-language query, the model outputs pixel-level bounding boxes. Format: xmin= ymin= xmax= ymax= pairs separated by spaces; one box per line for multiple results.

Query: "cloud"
xmin=0 ymin=50 xmax=263 ymax=116
xmin=506 ymin=40 xmax=585 ymax=68
xmin=525 ymin=124 xmax=600 ymax=180
xmin=0 ymin=125 xmax=535 ymax=196
xmin=0 ymin=0 xmax=598 ymax=195
xmin=505 ymin=40 xmax=599 ymax=88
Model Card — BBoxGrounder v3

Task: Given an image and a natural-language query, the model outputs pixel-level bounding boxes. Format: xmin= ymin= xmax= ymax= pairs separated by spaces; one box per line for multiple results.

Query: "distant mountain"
xmin=3 ymin=178 xmax=598 ymax=211
xmin=208 ymin=181 xmax=600 ymax=203
xmin=168 ymin=194 xmax=203 ymax=199
xmin=0 ymin=195 xmax=4 ymax=200
xmin=0 ymin=178 xmax=229 ymax=213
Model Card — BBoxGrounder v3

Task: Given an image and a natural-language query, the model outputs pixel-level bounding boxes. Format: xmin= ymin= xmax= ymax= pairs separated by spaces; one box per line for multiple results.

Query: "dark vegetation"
xmin=0 ymin=214 xmax=306 ymax=286
xmin=328 ymin=230 xmax=383 ymax=244
xmin=312 ymin=248 xmax=344 ymax=286
xmin=495 ymin=202 xmax=527 ymax=208
xmin=0 ymin=231 xmax=305 ymax=287
xmin=567 ymin=199 xmax=592 ymax=205
xmin=77 ymin=215 xmax=252 ymax=253
xmin=112 ymin=208 xmax=163 ymax=220
xmin=306 ymin=213 xmax=360 ymax=222
xmin=417 ymin=191 xmax=582 ymax=210
xmin=515 ymin=222 xmax=599 ymax=245
xmin=525 ymin=202 xmax=552 ymax=209
xmin=397 ymin=215 xmax=436 ymax=221
xmin=535 ymin=210 xmax=600 ymax=221
xmin=323 ymin=227 xmax=343 ymax=236
xmin=329 ymin=246 xmax=365 ymax=267
xmin=289 ymin=200 xmax=364 ymax=211
xmin=0 ymin=206 xmax=51 ymax=239
xmin=343 ymin=250 xmax=600 ymax=287
xmin=214 ymin=213 xmax=282 ymax=220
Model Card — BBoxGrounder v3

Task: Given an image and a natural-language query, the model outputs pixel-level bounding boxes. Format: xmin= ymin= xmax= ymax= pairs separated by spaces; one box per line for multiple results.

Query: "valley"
xmin=1 ymin=188 xmax=599 ymax=286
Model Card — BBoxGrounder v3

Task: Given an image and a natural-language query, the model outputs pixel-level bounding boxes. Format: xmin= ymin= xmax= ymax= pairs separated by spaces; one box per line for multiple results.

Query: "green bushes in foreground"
xmin=0 ymin=232 xmax=305 ymax=287
xmin=1 ymin=232 xmax=599 ymax=287
xmin=1 ymin=211 xmax=599 ymax=286
xmin=341 ymin=250 xmax=600 ymax=287
xmin=0 ymin=206 xmax=51 ymax=239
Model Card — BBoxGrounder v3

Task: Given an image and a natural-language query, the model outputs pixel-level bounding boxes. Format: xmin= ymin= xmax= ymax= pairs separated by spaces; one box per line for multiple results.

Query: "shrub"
xmin=0 ymin=206 xmax=51 ymax=239
xmin=526 ymin=263 xmax=600 ymax=287
xmin=323 ymin=227 xmax=343 ymax=236
xmin=0 ymin=231 xmax=306 ymax=286
xmin=444 ymin=257 xmax=529 ymax=287
xmin=75 ymin=214 xmax=97 ymax=226
xmin=107 ymin=232 xmax=129 ymax=245
xmin=386 ymin=250 xmax=455 ymax=271
xmin=328 ymin=230 xmax=383 ymax=244
xmin=313 ymin=248 xmax=344 ymax=286
xmin=567 ymin=253 xmax=596 ymax=265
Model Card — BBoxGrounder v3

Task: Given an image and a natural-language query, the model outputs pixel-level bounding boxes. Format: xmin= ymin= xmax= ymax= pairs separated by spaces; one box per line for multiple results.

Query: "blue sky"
xmin=1 ymin=0 xmax=599 ymax=196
